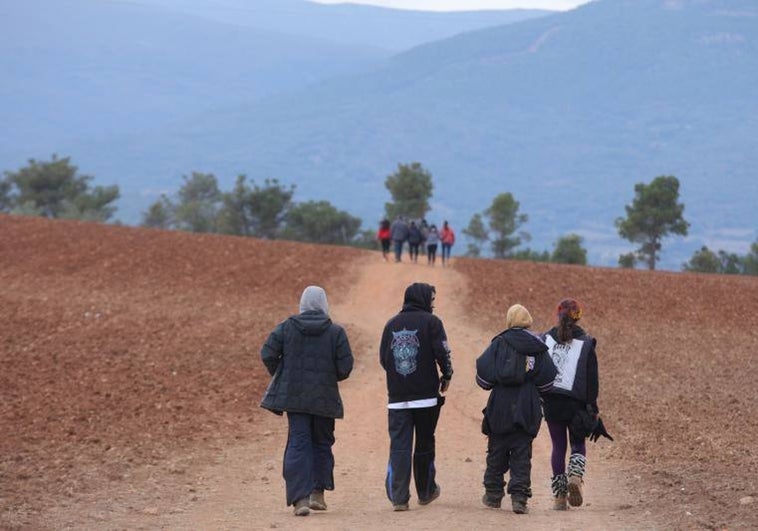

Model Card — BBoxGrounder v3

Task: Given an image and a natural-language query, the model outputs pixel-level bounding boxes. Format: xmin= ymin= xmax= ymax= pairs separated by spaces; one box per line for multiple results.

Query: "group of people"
xmin=377 ymin=217 xmax=456 ymax=266
xmin=260 ymin=284 xmax=610 ymax=518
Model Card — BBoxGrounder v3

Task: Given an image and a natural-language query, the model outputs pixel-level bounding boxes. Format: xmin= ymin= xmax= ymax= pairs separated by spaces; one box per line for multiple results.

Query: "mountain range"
xmin=2 ymin=0 xmax=757 ymax=268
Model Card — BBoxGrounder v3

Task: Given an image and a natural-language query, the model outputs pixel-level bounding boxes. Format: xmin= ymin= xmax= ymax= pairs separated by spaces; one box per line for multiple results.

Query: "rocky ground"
xmin=1 ymin=214 xmax=756 ymax=530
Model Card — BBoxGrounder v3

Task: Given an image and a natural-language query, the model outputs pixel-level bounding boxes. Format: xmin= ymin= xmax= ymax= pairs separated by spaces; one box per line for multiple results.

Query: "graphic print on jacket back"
xmin=391 ymin=329 xmax=420 ymax=376
xmin=545 ymin=335 xmax=584 ymax=392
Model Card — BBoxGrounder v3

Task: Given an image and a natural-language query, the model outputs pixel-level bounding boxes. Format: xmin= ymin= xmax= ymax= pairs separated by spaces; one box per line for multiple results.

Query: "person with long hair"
xmin=541 ymin=299 xmax=601 ymax=510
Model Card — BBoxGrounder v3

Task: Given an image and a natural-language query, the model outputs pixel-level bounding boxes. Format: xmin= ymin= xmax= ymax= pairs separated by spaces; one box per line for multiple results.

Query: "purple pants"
xmin=547 ymin=420 xmax=586 ymax=476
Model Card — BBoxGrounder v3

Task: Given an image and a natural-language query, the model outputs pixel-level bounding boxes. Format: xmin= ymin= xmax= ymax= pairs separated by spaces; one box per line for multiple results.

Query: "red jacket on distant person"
xmin=441 ymin=226 xmax=455 ymax=245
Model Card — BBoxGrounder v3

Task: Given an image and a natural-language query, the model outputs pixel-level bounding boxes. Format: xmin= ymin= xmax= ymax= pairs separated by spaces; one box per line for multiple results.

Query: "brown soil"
xmin=1 ymin=214 xmax=756 ymax=530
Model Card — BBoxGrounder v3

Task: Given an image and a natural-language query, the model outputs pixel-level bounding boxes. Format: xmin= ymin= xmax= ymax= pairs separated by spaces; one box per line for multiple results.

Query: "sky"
xmin=312 ymin=0 xmax=592 ymax=11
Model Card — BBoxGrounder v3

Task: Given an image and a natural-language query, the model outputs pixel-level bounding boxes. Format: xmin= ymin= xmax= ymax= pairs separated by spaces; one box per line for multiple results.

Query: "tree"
xmin=247 ymin=178 xmax=295 ymax=239
xmin=283 ymin=200 xmax=362 ymax=245
xmin=552 ymin=234 xmax=587 ymax=265
xmin=3 ymin=155 xmax=119 ymax=221
xmin=683 ymin=246 xmax=748 ymax=275
xmin=462 ymin=213 xmax=488 ymax=257
xmin=511 ymin=248 xmax=550 ymax=262
xmin=217 ymin=175 xmax=254 ymax=236
xmin=485 ymin=192 xmax=529 ymax=258
xmin=141 ymin=195 xmax=174 ymax=229
xmin=0 ymin=179 xmax=10 ymax=212
xmin=743 ymin=240 xmax=758 ymax=276
xmin=384 ymin=162 xmax=433 ymax=220
xmin=173 ymin=172 xmax=221 ymax=233
xmin=618 ymin=253 xmax=636 ymax=269
xmin=616 ymin=175 xmax=689 ymax=270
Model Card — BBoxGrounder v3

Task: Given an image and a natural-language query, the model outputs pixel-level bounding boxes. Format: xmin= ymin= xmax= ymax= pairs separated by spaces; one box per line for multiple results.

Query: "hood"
xmin=290 ymin=311 xmax=332 ymax=336
xmin=502 ymin=328 xmax=548 ymax=355
xmin=401 ymin=282 xmax=435 ymax=313
xmin=299 ymin=285 xmax=329 ymax=315
xmin=546 ymin=325 xmax=587 ymax=342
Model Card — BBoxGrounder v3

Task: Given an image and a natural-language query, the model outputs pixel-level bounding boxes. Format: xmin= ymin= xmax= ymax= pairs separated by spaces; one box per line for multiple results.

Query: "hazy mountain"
xmin=4 ymin=0 xmax=757 ymax=268
xmin=0 ymin=0 xmax=389 ymax=159
xmin=130 ymin=0 xmax=552 ymax=51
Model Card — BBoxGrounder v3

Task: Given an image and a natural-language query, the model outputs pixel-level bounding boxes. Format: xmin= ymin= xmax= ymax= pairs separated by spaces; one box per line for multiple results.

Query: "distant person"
xmin=419 ymin=219 xmax=430 ymax=257
xmin=260 ymin=286 xmax=354 ymax=516
xmin=377 ymin=218 xmax=392 ymax=262
xmin=440 ymin=221 xmax=455 ymax=266
xmin=426 ymin=225 xmax=440 ymax=266
xmin=408 ymin=221 xmax=422 ymax=263
xmin=476 ymin=304 xmax=557 ymax=515
xmin=390 ymin=216 xmax=410 ymax=262
xmin=540 ymin=299 xmax=611 ymax=511
xmin=380 ymin=283 xmax=453 ymax=511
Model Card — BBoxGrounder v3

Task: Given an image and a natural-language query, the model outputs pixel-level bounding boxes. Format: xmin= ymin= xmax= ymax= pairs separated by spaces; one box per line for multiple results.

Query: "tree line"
xmin=1 ymin=155 xmax=756 ymax=275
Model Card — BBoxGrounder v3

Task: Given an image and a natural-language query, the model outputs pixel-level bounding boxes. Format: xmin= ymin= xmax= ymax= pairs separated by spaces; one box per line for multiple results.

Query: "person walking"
xmin=260 ymin=286 xmax=354 ymax=516
xmin=380 ymin=283 xmax=453 ymax=511
xmin=476 ymin=304 xmax=557 ymax=515
xmin=377 ymin=218 xmax=392 ymax=262
xmin=440 ymin=221 xmax=455 ymax=266
xmin=408 ymin=221 xmax=422 ymax=263
xmin=541 ymin=298 xmax=609 ymax=510
xmin=425 ymin=225 xmax=440 ymax=266
xmin=390 ymin=216 xmax=410 ymax=263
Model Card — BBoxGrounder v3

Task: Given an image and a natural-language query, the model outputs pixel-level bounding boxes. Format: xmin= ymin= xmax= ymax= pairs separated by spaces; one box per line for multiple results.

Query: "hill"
xmin=131 ymin=0 xmax=551 ymax=51
xmin=49 ymin=0 xmax=757 ymax=269
xmin=1 ymin=214 xmax=757 ymax=529
xmin=0 ymin=0 xmax=389 ymax=162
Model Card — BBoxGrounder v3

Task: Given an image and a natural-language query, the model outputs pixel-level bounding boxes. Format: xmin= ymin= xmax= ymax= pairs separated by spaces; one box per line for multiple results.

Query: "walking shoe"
xmin=309 ymin=490 xmax=327 ymax=511
xmin=511 ymin=496 xmax=528 ymax=514
xmin=293 ymin=498 xmax=310 ymax=516
xmin=393 ymin=503 xmax=409 ymax=511
xmin=567 ymin=475 xmax=584 ymax=507
xmin=553 ymin=495 xmax=568 ymax=511
xmin=482 ymin=493 xmax=502 ymax=509
xmin=418 ymin=484 xmax=441 ymax=506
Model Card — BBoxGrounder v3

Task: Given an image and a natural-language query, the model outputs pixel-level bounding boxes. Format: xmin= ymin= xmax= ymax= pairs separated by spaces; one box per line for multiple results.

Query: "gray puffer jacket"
xmin=260 ymin=310 xmax=353 ymax=418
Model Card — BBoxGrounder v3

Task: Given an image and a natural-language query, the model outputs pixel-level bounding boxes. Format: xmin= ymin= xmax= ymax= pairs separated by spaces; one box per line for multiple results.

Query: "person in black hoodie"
xmin=476 ymin=304 xmax=556 ymax=515
xmin=260 ymin=286 xmax=354 ymax=517
xmin=541 ymin=298 xmax=601 ymax=510
xmin=380 ymin=283 xmax=453 ymax=511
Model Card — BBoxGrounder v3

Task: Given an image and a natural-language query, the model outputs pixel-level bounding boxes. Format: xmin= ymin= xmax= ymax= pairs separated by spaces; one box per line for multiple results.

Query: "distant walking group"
xmin=260 ymin=284 xmax=611 ymax=518
xmin=377 ymin=217 xmax=455 ymax=266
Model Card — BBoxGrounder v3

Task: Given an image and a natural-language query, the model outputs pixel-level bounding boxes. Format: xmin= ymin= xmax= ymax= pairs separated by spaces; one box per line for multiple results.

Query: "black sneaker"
xmin=482 ymin=494 xmax=502 ymax=508
xmin=511 ymin=496 xmax=528 ymax=514
xmin=418 ymin=485 xmax=441 ymax=506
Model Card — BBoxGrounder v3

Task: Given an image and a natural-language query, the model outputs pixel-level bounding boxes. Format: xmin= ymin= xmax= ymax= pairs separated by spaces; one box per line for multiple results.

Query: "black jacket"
xmin=476 ymin=328 xmax=557 ymax=437
xmin=380 ymin=283 xmax=453 ymax=403
xmin=260 ymin=310 xmax=353 ymax=418
xmin=541 ymin=325 xmax=599 ymax=423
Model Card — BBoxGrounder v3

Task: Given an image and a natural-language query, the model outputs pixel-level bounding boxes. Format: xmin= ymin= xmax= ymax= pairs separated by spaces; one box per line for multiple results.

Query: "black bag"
xmin=569 ymin=406 xmax=598 ymax=440
xmin=481 ymin=407 xmax=491 ymax=436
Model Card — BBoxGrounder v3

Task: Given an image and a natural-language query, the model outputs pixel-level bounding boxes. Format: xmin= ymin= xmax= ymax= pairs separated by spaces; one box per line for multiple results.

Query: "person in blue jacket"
xmin=260 ymin=286 xmax=354 ymax=516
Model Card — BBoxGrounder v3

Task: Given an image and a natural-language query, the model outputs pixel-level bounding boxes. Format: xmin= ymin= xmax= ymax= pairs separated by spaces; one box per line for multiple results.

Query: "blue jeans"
xmin=385 ymin=406 xmax=441 ymax=505
xmin=393 ymin=240 xmax=405 ymax=262
xmin=283 ymin=413 xmax=335 ymax=505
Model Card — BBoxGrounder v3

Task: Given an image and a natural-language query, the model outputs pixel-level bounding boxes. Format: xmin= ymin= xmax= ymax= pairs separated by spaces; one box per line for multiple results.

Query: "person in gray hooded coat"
xmin=261 ymin=286 xmax=354 ymax=516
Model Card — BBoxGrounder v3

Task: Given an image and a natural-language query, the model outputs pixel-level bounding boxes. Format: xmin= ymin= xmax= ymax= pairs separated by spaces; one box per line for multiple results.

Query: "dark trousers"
xmin=386 ymin=406 xmax=441 ymax=505
xmin=427 ymin=244 xmax=437 ymax=264
xmin=283 ymin=412 xmax=335 ymax=506
xmin=393 ymin=240 xmax=404 ymax=261
xmin=483 ymin=430 xmax=533 ymax=500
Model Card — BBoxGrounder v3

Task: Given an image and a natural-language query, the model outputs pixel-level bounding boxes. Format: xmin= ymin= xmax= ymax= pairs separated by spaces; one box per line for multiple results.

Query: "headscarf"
xmin=505 ymin=304 xmax=533 ymax=329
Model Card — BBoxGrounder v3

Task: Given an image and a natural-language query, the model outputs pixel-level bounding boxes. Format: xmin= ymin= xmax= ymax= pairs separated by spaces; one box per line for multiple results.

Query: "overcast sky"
xmin=311 ymin=0 xmax=592 ymax=11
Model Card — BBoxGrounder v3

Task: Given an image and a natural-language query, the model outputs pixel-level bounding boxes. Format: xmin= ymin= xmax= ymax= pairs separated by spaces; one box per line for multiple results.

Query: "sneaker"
xmin=393 ymin=503 xmax=409 ymax=511
xmin=418 ymin=485 xmax=441 ymax=506
xmin=482 ymin=494 xmax=502 ymax=509
xmin=293 ymin=498 xmax=310 ymax=516
xmin=511 ymin=496 xmax=528 ymax=514
xmin=567 ymin=476 xmax=584 ymax=507
xmin=309 ymin=490 xmax=327 ymax=511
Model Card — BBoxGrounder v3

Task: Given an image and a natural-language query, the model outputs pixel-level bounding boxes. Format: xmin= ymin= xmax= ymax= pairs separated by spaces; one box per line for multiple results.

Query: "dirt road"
xmin=44 ymin=256 xmax=659 ymax=530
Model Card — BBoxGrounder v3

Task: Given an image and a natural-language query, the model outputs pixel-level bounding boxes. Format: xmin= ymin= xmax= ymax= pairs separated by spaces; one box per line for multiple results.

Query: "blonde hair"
xmin=506 ymin=304 xmax=533 ymax=329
